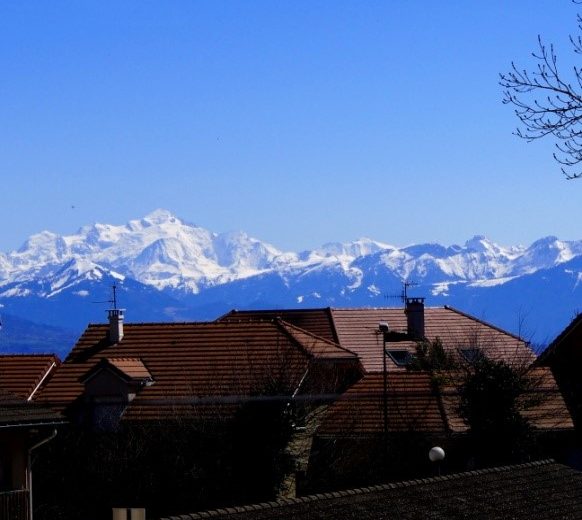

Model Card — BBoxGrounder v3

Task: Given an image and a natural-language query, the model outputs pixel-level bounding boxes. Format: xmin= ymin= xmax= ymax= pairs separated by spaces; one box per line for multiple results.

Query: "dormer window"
xmin=79 ymin=357 xmax=153 ymax=430
xmin=386 ymin=350 xmax=413 ymax=366
xmin=460 ymin=348 xmax=483 ymax=363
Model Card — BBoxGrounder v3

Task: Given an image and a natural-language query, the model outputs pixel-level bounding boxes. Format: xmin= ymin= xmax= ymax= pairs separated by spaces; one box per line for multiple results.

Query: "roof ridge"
xmin=87 ymin=321 xmax=296 ymax=329
xmin=277 ymin=320 xmax=358 ymax=357
xmin=105 ymin=356 xmax=144 ymax=361
xmin=215 ymin=308 xmax=237 ymax=321
xmin=161 ymin=459 xmax=558 ymax=520
xmin=220 ymin=307 xmax=332 ymax=314
xmin=329 ymin=306 xmax=440 ymax=311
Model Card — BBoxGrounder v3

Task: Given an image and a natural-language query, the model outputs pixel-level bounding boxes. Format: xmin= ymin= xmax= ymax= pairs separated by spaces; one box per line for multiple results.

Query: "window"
xmin=460 ymin=348 xmax=483 ymax=363
xmin=386 ymin=349 xmax=413 ymax=366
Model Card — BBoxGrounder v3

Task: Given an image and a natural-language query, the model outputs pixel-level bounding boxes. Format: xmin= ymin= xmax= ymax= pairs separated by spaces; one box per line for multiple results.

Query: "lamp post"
xmin=429 ymin=446 xmax=445 ymax=476
xmin=378 ymin=322 xmax=390 ymax=469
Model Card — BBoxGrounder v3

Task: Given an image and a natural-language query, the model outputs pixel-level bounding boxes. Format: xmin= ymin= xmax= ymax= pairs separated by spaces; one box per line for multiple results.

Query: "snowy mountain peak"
xmin=315 ymin=238 xmax=393 ymax=259
xmin=529 ymin=236 xmax=560 ymax=249
xmin=17 ymin=231 xmax=67 ymax=259
xmin=141 ymin=208 xmax=183 ymax=226
xmin=464 ymin=235 xmax=495 ymax=253
xmin=1 ymin=211 xmax=582 ymax=303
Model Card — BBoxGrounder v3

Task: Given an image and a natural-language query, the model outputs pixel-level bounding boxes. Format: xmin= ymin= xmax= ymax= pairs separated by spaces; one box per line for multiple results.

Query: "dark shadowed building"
xmin=538 ymin=313 xmax=582 ymax=432
xmin=159 ymin=459 xmax=582 ymax=520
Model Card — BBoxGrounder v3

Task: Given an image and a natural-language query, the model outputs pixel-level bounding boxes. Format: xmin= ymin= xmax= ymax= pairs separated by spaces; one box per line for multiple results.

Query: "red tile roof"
xmin=0 ymin=354 xmax=60 ymax=400
xmin=277 ymin=321 xmax=356 ymax=360
xmin=439 ymin=366 xmax=573 ymax=433
xmin=222 ymin=307 xmax=535 ymax=374
xmin=37 ymin=320 xmax=359 ymax=421
xmin=81 ymin=357 xmax=153 ymax=384
xmin=520 ymin=367 xmax=575 ymax=429
xmin=329 ymin=306 xmax=534 ymax=373
xmin=320 ymin=367 xmax=573 ymax=436
xmin=0 ymin=389 xmax=65 ymax=427
xmin=318 ymin=372 xmax=446 ymax=435
xmin=220 ymin=309 xmax=338 ymax=343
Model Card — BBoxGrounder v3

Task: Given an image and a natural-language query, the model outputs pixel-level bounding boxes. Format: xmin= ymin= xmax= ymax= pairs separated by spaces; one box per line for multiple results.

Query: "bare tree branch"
xmin=500 ymin=12 xmax=582 ymax=179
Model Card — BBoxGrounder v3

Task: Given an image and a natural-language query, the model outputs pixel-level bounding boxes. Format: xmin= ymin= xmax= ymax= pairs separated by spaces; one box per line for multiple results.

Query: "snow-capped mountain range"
xmin=1 ymin=209 xmax=581 ymax=353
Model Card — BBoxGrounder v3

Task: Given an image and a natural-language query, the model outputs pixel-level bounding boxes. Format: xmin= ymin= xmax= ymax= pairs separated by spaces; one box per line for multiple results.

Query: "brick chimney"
xmin=405 ymin=297 xmax=425 ymax=339
xmin=108 ymin=309 xmax=125 ymax=344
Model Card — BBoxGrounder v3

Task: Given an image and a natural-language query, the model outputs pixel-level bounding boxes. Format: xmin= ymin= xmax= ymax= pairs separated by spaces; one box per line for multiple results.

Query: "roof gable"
xmin=220 ymin=309 xmax=338 ymax=343
xmin=37 ymin=320 xmax=348 ymax=420
xmin=277 ymin=320 xmax=357 ymax=360
xmin=80 ymin=357 xmax=153 ymax=385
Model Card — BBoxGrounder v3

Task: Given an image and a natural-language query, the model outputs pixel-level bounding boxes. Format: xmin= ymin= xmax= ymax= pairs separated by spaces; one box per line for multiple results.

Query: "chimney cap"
xmin=406 ymin=297 xmax=425 ymax=305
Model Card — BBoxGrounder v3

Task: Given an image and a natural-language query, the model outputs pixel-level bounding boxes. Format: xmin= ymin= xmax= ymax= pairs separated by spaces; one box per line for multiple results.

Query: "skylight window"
xmin=386 ymin=350 xmax=413 ymax=366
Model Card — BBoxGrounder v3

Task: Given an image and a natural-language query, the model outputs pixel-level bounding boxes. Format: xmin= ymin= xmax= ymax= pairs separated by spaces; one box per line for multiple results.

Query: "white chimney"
xmin=108 ymin=309 xmax=125 ymax=344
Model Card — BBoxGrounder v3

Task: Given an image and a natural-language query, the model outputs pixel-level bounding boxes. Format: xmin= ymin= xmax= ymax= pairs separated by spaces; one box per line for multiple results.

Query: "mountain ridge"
xmin=0 ymin=209 xmax=580 ymax=353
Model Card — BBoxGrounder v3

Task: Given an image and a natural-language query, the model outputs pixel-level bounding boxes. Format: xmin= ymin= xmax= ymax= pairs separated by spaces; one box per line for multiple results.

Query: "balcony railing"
xmin=0 ymin=489 xmax=29 ymax=520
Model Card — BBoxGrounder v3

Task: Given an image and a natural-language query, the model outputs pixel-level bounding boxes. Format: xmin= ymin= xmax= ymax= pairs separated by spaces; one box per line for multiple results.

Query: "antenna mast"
xmin=91 ymin=283 xmax=119 ymax=309
xmin=385 ymin=279 xmax=417 ymax=305
xmin=401 ymin=280 xmax=417 ymax=303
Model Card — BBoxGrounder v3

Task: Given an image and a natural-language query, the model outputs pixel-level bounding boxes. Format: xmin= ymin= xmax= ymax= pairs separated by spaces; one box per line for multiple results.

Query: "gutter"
xmin=28 ymin=428 xmax=58 ymax=520
xmin=0 ymin=420 xmax=66 ymax=429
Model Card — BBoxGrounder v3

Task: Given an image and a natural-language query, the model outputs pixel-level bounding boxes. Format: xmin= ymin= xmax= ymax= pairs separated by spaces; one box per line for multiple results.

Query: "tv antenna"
xmin=385 ymin=280 xmax=417 ymax=304
xmin=92 ymin=284 xmax=119 ymax=309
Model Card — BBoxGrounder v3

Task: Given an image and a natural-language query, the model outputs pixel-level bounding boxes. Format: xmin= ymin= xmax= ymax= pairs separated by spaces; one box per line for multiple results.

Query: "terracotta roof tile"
xmin=277 ymin=321 xmax=357 ymax=360
xmin=37 ymin=321 xmax=352 ymax=420
xmin=0 ymin=354 xmax=60 ymax=400
xmin=104 ymin=357 xmax=152 ymax=380
xmin=220 ymin=309 xmax=338 ymax=343
xmin=318 ymin=372 xmax=446 ymax=435
xmin=0 ymin=389 xmax=65 ymax=426
xmin=520 ymin=367 xmax=575 ymax=430
xmin=439 ymin=366 xmax=573 ymax=433
xmin=319 ymin=367 xmax=572 ymax=436
xmin=330 ymin=307 xmax=535 ymax=373
xmin=221 ymin=307 xmax=535 ymax=374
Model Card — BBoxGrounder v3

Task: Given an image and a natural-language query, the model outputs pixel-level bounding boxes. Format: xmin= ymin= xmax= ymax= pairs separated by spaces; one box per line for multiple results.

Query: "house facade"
xmin=0 ymin=354 xmax=63 ymax=519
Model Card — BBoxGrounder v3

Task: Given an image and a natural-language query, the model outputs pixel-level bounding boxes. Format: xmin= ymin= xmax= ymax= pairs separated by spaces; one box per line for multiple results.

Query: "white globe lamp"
xmin=428 ymin=446 xmax=445 ymax=463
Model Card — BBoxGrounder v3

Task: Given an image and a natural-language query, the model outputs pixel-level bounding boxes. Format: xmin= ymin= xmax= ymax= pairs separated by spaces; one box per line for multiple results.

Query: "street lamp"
xmin=429 ymin=446 xmax=445 ymax=476
xmin=378 ymin=322 xmax=390 ymax=468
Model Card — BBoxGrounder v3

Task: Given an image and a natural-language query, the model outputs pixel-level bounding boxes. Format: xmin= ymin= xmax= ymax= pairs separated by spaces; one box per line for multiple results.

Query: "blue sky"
xmin=0 ymin=1 xmax=579 ymax=252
